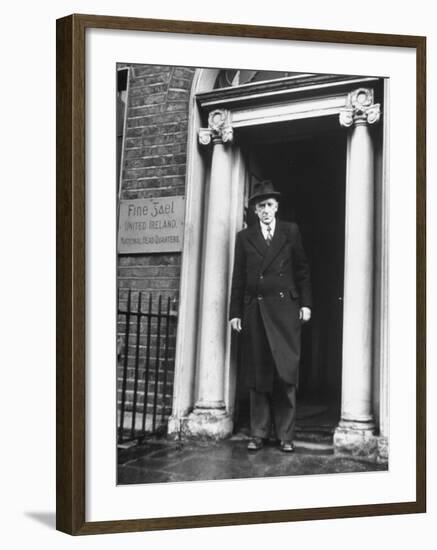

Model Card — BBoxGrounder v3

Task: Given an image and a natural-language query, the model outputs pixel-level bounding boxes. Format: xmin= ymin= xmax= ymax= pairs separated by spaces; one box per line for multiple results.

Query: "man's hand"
xmin=230 ymin=318 xmax=242 ymax=332
xmin=299 ymin=307 xmax=311 ymax=323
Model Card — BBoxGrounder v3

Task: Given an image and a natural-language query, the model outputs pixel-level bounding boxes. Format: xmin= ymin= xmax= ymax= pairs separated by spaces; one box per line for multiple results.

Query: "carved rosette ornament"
xmin=198 ymin=109 xmax=234 ymax=146
xmin=339 ymin=88 xmax=381 ymax=128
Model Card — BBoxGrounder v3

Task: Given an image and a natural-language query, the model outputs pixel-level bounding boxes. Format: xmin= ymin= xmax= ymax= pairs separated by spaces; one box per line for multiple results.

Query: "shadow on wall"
xmin=24 ymin=511 xmax=56 ymax=529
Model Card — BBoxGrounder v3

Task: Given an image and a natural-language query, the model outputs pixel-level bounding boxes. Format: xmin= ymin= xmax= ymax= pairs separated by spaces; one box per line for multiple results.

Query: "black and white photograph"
xmin=116 ymin=63 xmax=389 ymax=484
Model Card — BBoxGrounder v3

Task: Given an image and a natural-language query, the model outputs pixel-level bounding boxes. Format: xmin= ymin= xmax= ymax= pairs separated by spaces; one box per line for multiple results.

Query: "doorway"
xmin=234 ymin=126 xmax=347 ymax=434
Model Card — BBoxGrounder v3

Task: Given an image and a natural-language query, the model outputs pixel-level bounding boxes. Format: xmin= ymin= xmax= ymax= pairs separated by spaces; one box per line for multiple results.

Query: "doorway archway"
xmin=169 ymin=69 xmax=388 ymax=458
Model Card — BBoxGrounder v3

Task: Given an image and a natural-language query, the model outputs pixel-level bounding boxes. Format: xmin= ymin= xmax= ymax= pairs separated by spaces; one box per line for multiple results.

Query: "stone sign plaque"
xmin=118 ymin=196 xmax=185 ymax=254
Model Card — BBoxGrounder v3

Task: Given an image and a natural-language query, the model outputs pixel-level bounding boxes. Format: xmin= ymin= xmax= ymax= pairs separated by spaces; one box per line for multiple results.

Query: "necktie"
xmin=265 ymin=225 xmax=272 ymax=246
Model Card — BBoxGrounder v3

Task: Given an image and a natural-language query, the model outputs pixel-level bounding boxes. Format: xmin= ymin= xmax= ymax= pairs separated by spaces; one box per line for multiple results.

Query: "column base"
xmin=180 ymin=406 xmax=233 ymax=440
xmin=377 ymin=435 xmax=389 ymax=465
xmin=167 ymin=415 xmax=182 ymax=439
xmin=334 ymin=420 xmax=378 ymax=459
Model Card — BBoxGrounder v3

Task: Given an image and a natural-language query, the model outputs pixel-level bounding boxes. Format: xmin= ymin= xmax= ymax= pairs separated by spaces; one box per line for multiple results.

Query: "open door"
xmin=233 ymin=127 xmax=346 ymax=435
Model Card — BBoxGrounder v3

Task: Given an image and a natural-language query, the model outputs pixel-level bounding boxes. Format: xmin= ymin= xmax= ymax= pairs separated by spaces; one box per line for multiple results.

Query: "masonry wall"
xmin=117 ymin=64 xmax=196 ymax=434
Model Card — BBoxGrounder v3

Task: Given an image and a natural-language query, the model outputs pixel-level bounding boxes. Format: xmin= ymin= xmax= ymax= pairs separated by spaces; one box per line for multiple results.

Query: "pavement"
xmin=117 ymin=429 xmax=388 ymax=485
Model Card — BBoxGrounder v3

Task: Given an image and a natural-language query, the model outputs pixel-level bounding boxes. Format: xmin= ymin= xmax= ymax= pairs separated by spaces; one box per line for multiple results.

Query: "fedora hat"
xmin=249 ymin=180 xmax=281 ymax=204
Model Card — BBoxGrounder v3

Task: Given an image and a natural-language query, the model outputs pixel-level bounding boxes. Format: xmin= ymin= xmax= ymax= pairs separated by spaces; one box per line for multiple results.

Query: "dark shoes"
xmin=247 ymin=438 xmax=295 ymax=452
xmin=280 ymin=440 xmax=295 ymax=453
xmin=247 ymin=437 xmax=264 ymax=451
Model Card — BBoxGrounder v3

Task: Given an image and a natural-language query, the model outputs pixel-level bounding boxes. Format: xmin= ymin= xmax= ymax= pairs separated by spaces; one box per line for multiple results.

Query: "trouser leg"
xmin=250 ymin=389 xmax=272 ymax=439
xmin=272 ymin=372 xmax=296 ymax=442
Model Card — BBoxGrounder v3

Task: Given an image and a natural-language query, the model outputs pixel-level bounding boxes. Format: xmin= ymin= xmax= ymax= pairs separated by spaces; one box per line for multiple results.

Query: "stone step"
xmin=294 ymin=428 xmax=334 ymax=445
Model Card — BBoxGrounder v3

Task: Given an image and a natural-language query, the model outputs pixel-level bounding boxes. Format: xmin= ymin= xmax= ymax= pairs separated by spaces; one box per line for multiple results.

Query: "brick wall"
xmin=117 ymin=64 xmax=196 ymax=436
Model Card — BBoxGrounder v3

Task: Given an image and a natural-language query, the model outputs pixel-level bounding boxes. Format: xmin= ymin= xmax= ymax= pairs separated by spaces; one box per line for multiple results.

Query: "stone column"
xmin=334 ymin=89 xmax=381 ymax=457
xmin=183 ymin=109 xmax=234 ymax=439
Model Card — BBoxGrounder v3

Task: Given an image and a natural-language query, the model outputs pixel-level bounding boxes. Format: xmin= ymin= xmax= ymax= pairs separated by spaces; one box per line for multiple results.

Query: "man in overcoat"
xmin=229 ymin=180 xmax=312 ymax=452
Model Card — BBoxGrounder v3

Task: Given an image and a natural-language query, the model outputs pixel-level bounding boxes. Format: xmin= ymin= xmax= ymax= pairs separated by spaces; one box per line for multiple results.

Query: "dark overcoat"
xmin=229 ymin=220 xmax=312 ymax=391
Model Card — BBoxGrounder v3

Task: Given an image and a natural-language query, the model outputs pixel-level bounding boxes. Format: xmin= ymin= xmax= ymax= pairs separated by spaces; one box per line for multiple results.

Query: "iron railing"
xmin=117 ymin=289 xmax=177 ymax=444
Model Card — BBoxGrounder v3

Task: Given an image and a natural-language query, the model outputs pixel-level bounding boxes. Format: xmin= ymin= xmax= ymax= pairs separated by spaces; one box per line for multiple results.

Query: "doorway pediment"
xmin=197 ymin=75 xmax=382 ymax=131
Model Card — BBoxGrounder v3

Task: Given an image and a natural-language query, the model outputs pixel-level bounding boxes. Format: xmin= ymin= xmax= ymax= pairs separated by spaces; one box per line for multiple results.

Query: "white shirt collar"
xmin=260 ymin=218 xmax=276 ymax=239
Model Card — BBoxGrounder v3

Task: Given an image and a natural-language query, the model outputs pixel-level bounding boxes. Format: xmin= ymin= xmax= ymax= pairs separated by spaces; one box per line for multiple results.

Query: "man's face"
xmin=254 ymin=197 xmax=278 ymax=225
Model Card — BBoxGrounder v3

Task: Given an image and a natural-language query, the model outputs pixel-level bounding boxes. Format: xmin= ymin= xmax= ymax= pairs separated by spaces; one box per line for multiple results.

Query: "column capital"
xmin=199 ymin=109 xmax=234 ymax=146
xmin=339 ymin=88 xmax=381 ymax=128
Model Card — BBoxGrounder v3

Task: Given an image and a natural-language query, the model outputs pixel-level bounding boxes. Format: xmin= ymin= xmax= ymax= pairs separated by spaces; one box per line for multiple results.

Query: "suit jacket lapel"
xmin=247 ymin=223 xmax=268 ymax=257
xmin=260 ymin=221 xmax=287 ymax=273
